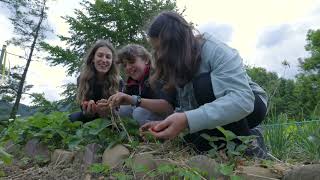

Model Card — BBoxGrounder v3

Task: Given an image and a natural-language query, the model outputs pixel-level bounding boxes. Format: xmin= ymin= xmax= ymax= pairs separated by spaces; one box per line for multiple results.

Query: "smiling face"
xmin=123 ymin=56 xmax=148 ymax=81
xmin=93 ymin=46 xmax=113 ymax=76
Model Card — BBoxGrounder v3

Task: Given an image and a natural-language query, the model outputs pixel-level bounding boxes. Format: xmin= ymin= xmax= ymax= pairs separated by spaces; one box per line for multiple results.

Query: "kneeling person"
xmin=108 ymin=44 xmax=176 ymax=126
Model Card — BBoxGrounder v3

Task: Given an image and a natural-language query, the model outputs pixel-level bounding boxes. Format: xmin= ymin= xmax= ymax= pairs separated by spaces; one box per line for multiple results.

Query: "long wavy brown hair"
xmin=77 ymin=40 xmax=119 ymax=103
xmin=147 ymin=11 xmax=203 ymax=88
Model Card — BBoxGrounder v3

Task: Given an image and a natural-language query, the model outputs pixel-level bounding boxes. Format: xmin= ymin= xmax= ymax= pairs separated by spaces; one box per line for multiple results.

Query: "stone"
xmin=238 ymin=166 xmax=282 ymax=180
xmin=102 ymin=144 xmax=130 ymax=168
xmin=51 ymin=149 xmax=75 ymax=165
xmin=132 ymin=153 xmax=157 ymax=179
xmin=83 ymin=143 xmax=103 ymax=166
xmin=283 ymin=164 xmax=320 ymax=180
xmin=4 ymin=140 xmax=18 ymax=154
xmin=187 ymin=155 xmax=224 ymax=179
xmin=24 ymin=139 xmax=50 ymax=161
xmin=84 ymin=174 xmax=92 ymax=180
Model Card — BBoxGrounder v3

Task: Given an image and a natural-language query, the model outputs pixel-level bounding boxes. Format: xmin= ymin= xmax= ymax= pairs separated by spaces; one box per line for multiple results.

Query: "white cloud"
xmin=257 ymin=25 xmax=293 ymax=48
xmin=177 ymin=0 xmax=320 ymax=79
xmin=198 ymin=23 xmax=233 ymax=43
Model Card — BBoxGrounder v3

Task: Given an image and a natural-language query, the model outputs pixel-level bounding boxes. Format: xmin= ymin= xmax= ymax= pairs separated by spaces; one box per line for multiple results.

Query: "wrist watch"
xmin=131 ymin=95 xmax=142 ymax=107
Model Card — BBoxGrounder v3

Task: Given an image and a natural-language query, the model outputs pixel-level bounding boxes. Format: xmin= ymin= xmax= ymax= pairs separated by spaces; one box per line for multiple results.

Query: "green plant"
xmin=294 ymin=121 xmax=320 ymax=160
xmin=0 ymin=146 xmax=12 ymax=177
xmin=264 ymin=114 xmax=293 ymax=160
xmin=201 ymin=127 xmax=255 ymax=160
xmin=0 ymin=146 xmax=12 ymax=165
xmin=88 ymin=163 xmax=110 ymax=175
xmin=0 ymin=112 xmax=140 ymax=151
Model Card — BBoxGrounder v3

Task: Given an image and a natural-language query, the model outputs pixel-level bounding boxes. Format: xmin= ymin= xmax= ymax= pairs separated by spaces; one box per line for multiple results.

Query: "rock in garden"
xmin=187 ymin=155 xmax=223 ymax=179
xmin=4 ymin=140 xmax=19 ymax=154
xmin=102 ymin=144 xmax=130 ymax=168
xmin=132 ymin=153 xmax=157 ymax=179
xmin=238 ymin=166 xmax=282 ymax=180
xmin=51 ymin=149 xmax=75 ymax=165
xmin=83 ymin=143 xmax=103 ymax=166
xmin=283 ymin=164 xmax=320 ymax=180
xmin=24 ymin=139 xmax=50 ymax=161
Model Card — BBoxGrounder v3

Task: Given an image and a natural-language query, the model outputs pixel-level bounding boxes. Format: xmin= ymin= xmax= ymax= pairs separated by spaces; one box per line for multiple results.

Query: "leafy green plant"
xmin=0 ymin=146 xmax=12 ymax=165
xmin=156 ymin=164 xmax=207 ymax=180
xmin=0 ymin=112 xmax=140 ymax=151
xmin=294 ymin=121 xmax=320 ymax=160
xmin=88 ymin=163 xmax=110 ymax=175
xmin=0 ymin=146 xmax=12 ymax=177
xmin=201 ymin=126 xmax=255 ymax=160
xmin=111 ymin=172 xmax=133 ymax=180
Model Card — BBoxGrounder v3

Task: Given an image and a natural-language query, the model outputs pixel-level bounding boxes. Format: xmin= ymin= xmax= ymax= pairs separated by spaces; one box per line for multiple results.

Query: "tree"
xmin=295 ymin=29 xmax=320 ymax=119
xmin=246 ymin=66 xmax=298 ymax=119
xmin=29 ymin=93 xmax=60 ymax=113
xmin=0 ymin=66 xmax=33 ymax=103
xmin=299 ymin=29 xmax=320 ymax=74
xmin=42 ymin=0 xmax=177 ymax=106
xmin=0 ymin=0 xmax=51 ymax=119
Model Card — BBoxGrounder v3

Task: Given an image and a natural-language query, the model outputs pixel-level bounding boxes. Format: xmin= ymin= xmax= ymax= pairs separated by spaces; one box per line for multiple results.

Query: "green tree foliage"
xmin=41 ymin=0 xmax=177 ymax=108
xmin=294 ymin=29 xmax=320 ymax=119
xmin=0 ymin=66 xmax=33 ymax=103
xmin=0 ymin=0 xmax=51 ymax=119
xmin=293 ymin=75 xmax=320 ymax=119
xmin=246 ymin=67 xmax=297 ymax=119
xmin=299 ymin=29 xmax=320 ymax=74
xmin=42 ymin=0 xmax=177 ymax=76
xmin=29 ymin=93 xmax=60 ymax=114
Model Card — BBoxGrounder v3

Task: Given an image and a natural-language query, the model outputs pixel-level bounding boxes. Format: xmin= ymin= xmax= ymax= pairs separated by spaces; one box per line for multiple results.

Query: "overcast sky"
xmin=1 ymin=0 xmax=320 ymax=104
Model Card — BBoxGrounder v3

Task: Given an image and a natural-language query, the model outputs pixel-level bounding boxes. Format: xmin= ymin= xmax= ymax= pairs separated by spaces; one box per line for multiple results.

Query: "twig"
xmin=108 ymin=106 xmax=133 ymax=143
xmin=109 ymin=106 xmax=120 ymax=133
xmin=116 ymin=113 xmax=133 ymax=143
xmin=267 ymin=153 xmax=282 ymax=163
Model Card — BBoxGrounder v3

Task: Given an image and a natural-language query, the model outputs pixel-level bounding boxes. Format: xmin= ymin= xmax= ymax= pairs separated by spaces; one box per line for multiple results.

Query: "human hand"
xmin=107 ymin=92 xmax=134 ymax=108
xmin=139 ymin=113 xmax=188 ymax=139
xmin=96 ymin=99 xmax=112 ymax=117
xmin=82 ymin=100 xmax=97 ymax=116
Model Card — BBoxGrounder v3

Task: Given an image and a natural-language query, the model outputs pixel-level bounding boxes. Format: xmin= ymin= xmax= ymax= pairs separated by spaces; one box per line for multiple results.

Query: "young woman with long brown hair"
xmin=141 ymin=11 xmax=268 ymax=158
xmin=69 ymin=40 xmax=120 ymax=122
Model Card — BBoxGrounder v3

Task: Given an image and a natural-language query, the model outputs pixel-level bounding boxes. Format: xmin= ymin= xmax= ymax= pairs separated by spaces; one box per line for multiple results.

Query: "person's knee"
xmin=132 ymin=107 xmax=162 ymax=126
xmin=118 ymin=105 xmax=133 ymax=118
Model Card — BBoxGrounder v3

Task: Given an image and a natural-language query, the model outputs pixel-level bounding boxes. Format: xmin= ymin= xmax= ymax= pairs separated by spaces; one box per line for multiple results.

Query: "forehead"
xmin=96 ymin=46 xmax=112 ymax=54
xmin=121 ymin=57 xmax=139 ymax=64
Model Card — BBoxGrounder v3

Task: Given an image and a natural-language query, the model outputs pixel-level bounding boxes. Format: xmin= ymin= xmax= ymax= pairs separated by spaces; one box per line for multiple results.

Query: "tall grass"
xmin=264 ymin=114 xmax=293 ymax=160
xmin=263 ymin=113 xmax=320 ymax=161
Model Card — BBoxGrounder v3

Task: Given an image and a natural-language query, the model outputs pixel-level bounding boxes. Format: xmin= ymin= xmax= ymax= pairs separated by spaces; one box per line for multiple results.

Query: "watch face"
xmin=136 ymin=96 xmax=142 ymax=106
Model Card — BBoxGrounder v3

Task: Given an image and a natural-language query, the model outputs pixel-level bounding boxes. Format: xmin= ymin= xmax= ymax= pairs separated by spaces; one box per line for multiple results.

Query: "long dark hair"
xmin=147 ymin=11 xmax=202 ymax=88
xmin=77 ymin=40 xmax=119 ymax=103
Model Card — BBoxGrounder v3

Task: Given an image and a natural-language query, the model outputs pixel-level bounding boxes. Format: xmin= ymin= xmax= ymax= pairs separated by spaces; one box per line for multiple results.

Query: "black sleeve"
xmin=154 ymin=80 xmax=177 ymax=108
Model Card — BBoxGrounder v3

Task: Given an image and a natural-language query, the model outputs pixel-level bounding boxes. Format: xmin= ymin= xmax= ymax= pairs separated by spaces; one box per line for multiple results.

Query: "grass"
xmin=263 ymin=113 xmax=320 ymax=162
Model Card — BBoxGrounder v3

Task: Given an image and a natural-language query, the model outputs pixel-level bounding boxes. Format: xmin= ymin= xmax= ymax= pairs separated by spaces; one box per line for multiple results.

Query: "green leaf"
xmin=89 ymin=163 xmax=110 ymax=174
xmin=217 ymin=127 xmax=237 ymax=141
xmin=218 ymin=164 xmax=234 ymax=176
xmin=0 ymin=147 xmax=13 ymax=165
xmin=231 ymin=175 xmax=244 ymax=180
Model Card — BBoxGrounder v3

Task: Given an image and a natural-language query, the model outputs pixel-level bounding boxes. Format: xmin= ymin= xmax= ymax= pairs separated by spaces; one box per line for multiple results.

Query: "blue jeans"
xmin=118 ymin=105 xmax=165 ymax=126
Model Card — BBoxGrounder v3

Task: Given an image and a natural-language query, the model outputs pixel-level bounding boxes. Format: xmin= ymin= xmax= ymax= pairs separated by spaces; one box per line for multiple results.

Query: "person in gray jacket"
xmin=140 ymin=11 xmax=268 ymax=158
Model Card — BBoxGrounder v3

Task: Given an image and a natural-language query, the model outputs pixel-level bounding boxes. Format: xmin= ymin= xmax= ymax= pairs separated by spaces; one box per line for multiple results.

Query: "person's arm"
xmin=108 ymin=92 xmax=173 ymax=115
xmin=138 ymin=98 xmax=174 ymax=115
xmin=185 ymin=40 xmax=255 ymax=133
